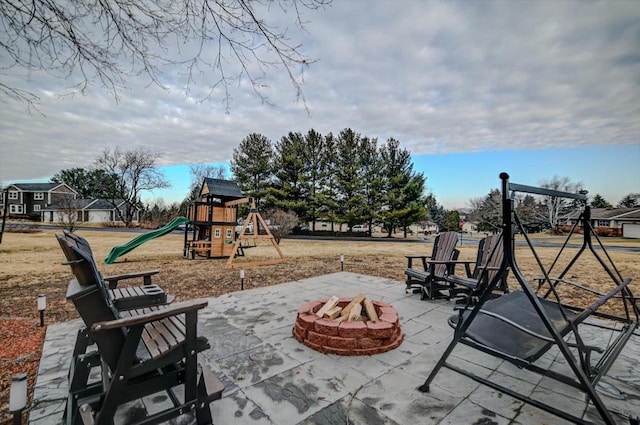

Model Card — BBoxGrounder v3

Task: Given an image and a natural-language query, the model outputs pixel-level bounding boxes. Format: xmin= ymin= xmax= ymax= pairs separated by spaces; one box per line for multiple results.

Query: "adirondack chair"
xmin=404 ymin=231 xmax=460 ymax=300
xmin=58 ymin=231 xmax=173 ymax=310
xmin=448 ymin=234 xmax=508 ymax=304
xmin=59 ymin=235 xmax=224 ymax=425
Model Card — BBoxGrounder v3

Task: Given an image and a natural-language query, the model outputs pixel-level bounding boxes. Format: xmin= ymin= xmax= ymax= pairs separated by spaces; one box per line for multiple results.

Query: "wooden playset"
xmin=184 ymin=178 xmax=285 ymax=268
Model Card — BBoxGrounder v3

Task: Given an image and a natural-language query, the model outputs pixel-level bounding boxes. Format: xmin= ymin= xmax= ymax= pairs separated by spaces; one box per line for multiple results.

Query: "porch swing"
xmin=420 ymin=172 xmax=639 ymax=424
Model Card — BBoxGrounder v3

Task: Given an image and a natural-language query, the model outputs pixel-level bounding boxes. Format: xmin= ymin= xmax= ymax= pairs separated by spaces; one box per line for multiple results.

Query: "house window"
xmin=10 ymin=204 xmax=23 ymax=214
xmin=8 ymin=191 xmax=18 ymax=200
xmin=597 ymin=220 xmax=610 ymax=227
xmin=214 ymin=228 xmax=221 ymax=238
xmin=34 ymin=192 xmax=45 ymax=200
xmin=226 ymin=228 xmax=232 ymax=239
xmin=33 ymin=205 xmax=41 ymax=211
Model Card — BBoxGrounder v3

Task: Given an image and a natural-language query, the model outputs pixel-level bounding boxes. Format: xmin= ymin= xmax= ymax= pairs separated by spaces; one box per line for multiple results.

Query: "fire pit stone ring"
xmin=293 ymin=297 xmax=404 ymax=356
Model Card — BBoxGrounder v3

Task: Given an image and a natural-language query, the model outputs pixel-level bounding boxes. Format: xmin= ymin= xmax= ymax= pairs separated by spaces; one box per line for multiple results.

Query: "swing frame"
xmin=419 ymin=172 xmax=639 ymax=424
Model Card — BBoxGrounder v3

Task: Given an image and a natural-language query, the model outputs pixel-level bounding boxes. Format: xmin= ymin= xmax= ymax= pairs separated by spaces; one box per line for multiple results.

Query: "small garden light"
xmin=10 ymin=373 xmax=27 ymax=425
xmin=240 ymin=269 xmax=245 ymax=290
xmin=37 ymin=294 xmax=46 ymax=327
xmin=340 ymin=255 xmax=344 ymax=271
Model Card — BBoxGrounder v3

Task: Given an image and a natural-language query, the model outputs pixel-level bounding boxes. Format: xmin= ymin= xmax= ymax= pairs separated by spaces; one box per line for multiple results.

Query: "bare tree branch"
xmin=0 ymin=0 xmax=331 ymax=109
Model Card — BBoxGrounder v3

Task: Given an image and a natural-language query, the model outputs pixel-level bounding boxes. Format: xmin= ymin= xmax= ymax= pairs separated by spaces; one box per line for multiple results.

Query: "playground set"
xmin=105 ymin=178 xmax=285 ymax=268
xmin=183 ymin=178 xmax=285 ymax=268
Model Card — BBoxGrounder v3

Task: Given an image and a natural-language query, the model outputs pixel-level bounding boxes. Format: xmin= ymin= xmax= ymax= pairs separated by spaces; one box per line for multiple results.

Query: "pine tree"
xmin=230 ymin=133 xmax=275 ymax=205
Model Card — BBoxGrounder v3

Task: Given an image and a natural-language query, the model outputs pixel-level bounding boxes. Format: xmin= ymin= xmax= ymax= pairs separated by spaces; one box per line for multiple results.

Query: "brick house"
xmin=1 ymin=183 xmax=77 ymax=217
xmin=560 ymin=207 xmax=640 ymax=238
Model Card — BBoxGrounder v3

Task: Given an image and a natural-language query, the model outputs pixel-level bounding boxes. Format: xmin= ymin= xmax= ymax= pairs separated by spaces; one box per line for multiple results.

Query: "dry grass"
xmin=1 ymin=229 xmax=638 ymax=422
xmin=1 ymin=229 xmax=638 ymax=323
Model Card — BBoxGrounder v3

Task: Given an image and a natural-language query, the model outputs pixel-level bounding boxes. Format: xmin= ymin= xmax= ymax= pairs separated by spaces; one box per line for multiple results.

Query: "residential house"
xmin=1 ymin=183 xmax=77 ymax=217
xmin=461 ymin=221 xmax=478 ymax=234
xmin=561 ymin=207 xmax=640 ymax=238
xmin=41 ymin=199 xmax=140 ymax=224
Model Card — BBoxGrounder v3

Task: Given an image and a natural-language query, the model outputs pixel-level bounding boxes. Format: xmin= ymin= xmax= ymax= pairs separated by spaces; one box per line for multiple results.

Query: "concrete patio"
xmin=28 ymin=272 xmax=639 ymax=424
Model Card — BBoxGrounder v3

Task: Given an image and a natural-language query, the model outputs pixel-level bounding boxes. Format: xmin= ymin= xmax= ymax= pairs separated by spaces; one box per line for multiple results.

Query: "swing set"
xmin=421 ymin=172 xmax=639 ymax=424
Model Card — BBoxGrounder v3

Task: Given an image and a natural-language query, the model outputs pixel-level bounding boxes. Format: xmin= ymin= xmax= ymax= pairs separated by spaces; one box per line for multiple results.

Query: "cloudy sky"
xmin=1 ymin=0 xmax=639 ymax=209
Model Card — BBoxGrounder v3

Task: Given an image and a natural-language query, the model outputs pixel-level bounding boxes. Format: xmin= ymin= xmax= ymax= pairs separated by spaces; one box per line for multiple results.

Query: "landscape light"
xmin=340 ymin=255 xmax=344 ymax=272
xmin=10 ymin=373 xmax=27 ymax=425
xmin=37 ymin=294 xmax=46 ymax=327
xmin=240 ymin=269 xmax=245 ymax=290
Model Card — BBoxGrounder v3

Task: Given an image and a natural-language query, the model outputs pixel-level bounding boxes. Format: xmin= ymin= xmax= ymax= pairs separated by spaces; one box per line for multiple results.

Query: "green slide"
xmin=104 ymin=216 xmax=190 ymax=264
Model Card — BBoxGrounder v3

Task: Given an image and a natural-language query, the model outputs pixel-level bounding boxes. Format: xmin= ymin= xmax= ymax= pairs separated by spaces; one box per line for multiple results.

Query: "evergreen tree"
xmin=329 ymin=128 xmax=367 ymax=229
xmin=317 ymin=132 xmax=339 ymax=231
xmin=359 ymin=136 xmax=384 ymax=235
xmin=443 ymin=210 xmax=462 ymax=232
xmin=400 ymin=173 xmax=428 ymax=237
xmin=590 ymin=194 xmax=610 ymax=209
xmin=618 ymin=193 xmax=640 ymax=208
xmin=379 ymin=138 xmax=426 ymax=237
xmin=230 ymin=133 xmax=275 ymax=205
xmin=302 ymin=129 xmax=333 ymax=231
xmin=51 ymin=167 xmax=117 ymax=199
xmin=268 ymin=132 xmax=308 ymax=218
xmin=475 ymin=189 xmax=502 ymax=232
xmin=516 ymin=194 xmax=545 ymax=232
xmin=425 ymin=193 xmax=446 ymax=229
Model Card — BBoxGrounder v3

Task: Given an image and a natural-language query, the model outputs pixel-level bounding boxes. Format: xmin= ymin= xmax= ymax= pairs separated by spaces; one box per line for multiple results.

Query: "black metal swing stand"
xmin=420 ymin=172 xmax=640 ymax=425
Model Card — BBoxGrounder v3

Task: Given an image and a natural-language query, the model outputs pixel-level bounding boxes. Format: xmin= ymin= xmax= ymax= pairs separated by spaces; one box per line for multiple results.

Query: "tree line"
xmin=48 ymin=142 xmax=639 ymax=234
xmin=48 ymin=135 xmax=449 ymax=235
xmin=229 ymin=129 xmax=446 ymax=236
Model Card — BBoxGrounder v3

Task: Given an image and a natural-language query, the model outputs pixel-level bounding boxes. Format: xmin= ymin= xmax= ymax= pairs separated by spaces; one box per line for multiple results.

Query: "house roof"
xmin=40 ymin=199 xmax=92 ymax=211
xmin=565 ymin=207 xmax=640 ymax=220
xmin=41 ymin=199 xmax=130 ymax=211
xmin=8 ymin=183 xmax=60 ymax=191
xmin=5 ymin=182 xmax=78 ymax=194
xmin=86 ymin=199 xmax=127 ymax=210
xmin=201 ymin=178 xmax=243 ymax=200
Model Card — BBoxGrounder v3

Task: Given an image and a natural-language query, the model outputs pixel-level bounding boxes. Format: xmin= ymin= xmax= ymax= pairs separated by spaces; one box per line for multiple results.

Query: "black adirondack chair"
xmin=448 ymin=233 xmax=509 ymax=304
xmin=405 ymin=231 xmax=460 ymax=300
xmin=420 ymin=173 xmax=639 ymax=425
xmin=59 ymin=235 xmax=223 ymax=425
xmin=58 ymin=231 xmax=172 ymax=310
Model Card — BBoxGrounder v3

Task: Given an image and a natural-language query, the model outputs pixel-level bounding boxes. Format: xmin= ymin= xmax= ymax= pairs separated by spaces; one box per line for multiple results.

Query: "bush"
xmin=264 ymin=210 xmax=298 ymax=243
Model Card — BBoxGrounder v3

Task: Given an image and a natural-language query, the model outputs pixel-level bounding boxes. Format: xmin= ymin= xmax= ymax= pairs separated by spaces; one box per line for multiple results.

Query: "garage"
xmin=622 ymin=223 xmax=640 ymax=239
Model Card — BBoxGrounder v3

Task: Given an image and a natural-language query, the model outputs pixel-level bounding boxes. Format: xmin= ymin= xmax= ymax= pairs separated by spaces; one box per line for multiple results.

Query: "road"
xmin=11 ymin=223 xmax=640 ymax=253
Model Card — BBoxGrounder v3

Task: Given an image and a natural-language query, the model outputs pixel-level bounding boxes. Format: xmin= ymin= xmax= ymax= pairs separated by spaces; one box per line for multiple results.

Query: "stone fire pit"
xmin=292 ymin=297 xmax=403 ymax=356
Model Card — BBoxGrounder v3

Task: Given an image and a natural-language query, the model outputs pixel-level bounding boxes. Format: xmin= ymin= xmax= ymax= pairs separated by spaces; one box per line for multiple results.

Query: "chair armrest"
xmin=103 ymin=269 xmax=160 ymax=288
xmin=405 ymin=255 xmax=430 ymax=259
xmin=91 ymin=299 xmax=208 ymax=331
xmin=423 ymin=259 xmax=464 ymax=265
xmin=444 ymin=260 xmax=475 ymax=277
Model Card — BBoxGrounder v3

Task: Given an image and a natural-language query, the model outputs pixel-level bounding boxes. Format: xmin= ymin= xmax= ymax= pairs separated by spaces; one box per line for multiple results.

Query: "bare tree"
xmin=95 ymin=147 xmax=170 ymax=227
xmin=264 ymin=209 xmax=298 ymax=244
xmin=1 ymin=0 xmax=330 ymax=108
xmin=537 ymin=175 xmax=583 ymax=230
xmin=186 ymin=164 xmax=227 ymax=202
xmin=56 ymin=197 xmax=82 ymax=233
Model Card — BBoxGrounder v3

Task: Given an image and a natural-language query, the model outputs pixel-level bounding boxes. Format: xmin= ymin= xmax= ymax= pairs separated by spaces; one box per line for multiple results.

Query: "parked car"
xmin=351 ymin=225 xmax=368 ymax=233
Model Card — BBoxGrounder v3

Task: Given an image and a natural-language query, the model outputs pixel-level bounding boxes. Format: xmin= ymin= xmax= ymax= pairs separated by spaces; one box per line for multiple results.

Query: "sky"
xmin=1 ymin=1 xmax=639 ymax=210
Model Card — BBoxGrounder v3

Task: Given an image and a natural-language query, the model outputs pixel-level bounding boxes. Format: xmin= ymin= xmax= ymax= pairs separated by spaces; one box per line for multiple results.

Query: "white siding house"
xmin=41 ymin=199 xmax=140 ymax=224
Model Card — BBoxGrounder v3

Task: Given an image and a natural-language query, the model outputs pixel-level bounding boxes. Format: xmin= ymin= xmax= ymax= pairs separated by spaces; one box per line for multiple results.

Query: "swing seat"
xmin=453 ymin=291 xmax=578 ymax=362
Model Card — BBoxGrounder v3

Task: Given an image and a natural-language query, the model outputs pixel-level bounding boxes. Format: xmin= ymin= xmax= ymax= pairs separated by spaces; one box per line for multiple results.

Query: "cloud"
xmin=1 ymin=0 xmax=639 ymax=183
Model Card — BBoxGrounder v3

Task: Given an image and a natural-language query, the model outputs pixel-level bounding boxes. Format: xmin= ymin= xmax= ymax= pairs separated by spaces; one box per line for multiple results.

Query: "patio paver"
xmin=29 ymin=272 xmax=639 ymax=424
